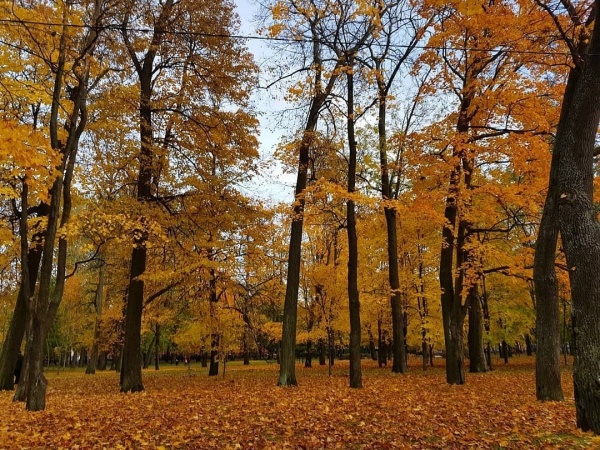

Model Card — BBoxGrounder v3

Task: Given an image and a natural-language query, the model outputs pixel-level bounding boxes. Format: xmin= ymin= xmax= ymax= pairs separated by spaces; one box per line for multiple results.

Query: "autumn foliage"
xmin=2 ymin=0 xmax=600 ymax=441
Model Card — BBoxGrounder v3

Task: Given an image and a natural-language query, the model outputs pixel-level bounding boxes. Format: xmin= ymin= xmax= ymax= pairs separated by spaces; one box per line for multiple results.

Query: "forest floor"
xmin=0 ymin=356 xmax=597 ymax=449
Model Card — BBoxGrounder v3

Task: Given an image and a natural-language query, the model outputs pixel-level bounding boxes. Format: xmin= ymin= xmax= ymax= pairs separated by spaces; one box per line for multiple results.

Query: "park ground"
xmin=0 ymin=357 xmax=598 ymax=449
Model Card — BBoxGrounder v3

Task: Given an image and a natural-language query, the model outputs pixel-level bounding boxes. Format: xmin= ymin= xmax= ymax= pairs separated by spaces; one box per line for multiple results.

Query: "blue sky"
xmin=235 ymin=0 xmax=295 ymax=205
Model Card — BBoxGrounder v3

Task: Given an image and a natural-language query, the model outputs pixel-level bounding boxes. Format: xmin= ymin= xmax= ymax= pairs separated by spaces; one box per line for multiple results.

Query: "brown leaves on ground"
xmin=0 ymin=358 xmax=596 ymax=449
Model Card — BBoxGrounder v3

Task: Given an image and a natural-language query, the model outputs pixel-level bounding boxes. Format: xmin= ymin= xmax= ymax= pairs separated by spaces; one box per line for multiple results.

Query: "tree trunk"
xmin=120 ymin=244 xmax=146 ymax=392
xmin=378 ymin=321 xmax=386 ymax=368
xmin=328 ymin=329 xmax=334 ymax=374
xmin=304 ymin=340 xmax=312 ymax=368
xmin=18 ymin=0 xmax=100 ymax=411
xmin=24 ymin=315 xmax=47 ymax=411
xmin=120 ymin=0 xmax=174 ymax=394
xmin=439 ymin=172 xmax=467 ymax=385
xmin=143 ymin=334 xmax=155 ymax=370
xmin=388 ymin=219 xmax=406 ymax=374
xmin=377 ymin=66 xmax=406 ymax=374
xmin=555 ymin=4 xmax=600 ymax=430
xmin=278 ymin=26 xmax=344 ymax=386
xmin=318 ymin=340 xmax=326 ymax=366
xmin=154 ymin=324 xmax=160 ymax=371
xmin=533 ymin=40 xmax=586 ymax=404
xmin=369 ymin=334 xmax=377 ymax=361
xmin=468 ymin=286 xmax=487 ymax=373
xmin=345 ymin=55 xmax=362 ymax=389
xmin=525 ymin=334 xmax=532 ymax=357
xmin=86 ymin=262 xmax=104 ymax=375
xmin=485 ymin=342 xmax=493 ymax=370
xmin=534 ymin=149 xmax=566 ymax=399
xmin=429 ymin=344 xmax=434 ymax=367
xmin=98 ymin=352 xmax=107 ymax=371
xmin=0 ymin=237 xmax=43 ymax=390
xmin=502 ymin=340 xmax=509 ymax=364
xmin=439 ymin=86 xmax=474 ymax=385
xmin=209 ymin=334 xmax=219 ymax=376
xmin=19 ymin=152 xmax=75 ymax=408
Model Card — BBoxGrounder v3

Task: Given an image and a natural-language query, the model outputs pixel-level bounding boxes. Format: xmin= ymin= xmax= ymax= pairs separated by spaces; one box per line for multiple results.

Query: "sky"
xmin=234 ymin=0 xmax=296 ymax=205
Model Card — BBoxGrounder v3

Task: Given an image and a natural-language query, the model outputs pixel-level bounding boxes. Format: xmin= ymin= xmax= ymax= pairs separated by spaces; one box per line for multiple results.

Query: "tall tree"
xmin=344 ymin=52 xmax=362 ymax=388
xmin=546 ymin=0 xmax=600 ymax=432
xmin=266 ymin=0 xmax=347 ymax=386
xmin=533 ymin=0 xmax=595 ymax=402
xmin=8 ymin=0 xmax=106 ymax=410
xmin=118 ymin=0 xmax=258 ymax=392
xmin=86 ymin=260 xmax=105 ymax=374
xmin=0 ymin=12 xmax=60 ymax=391
xmin=366 ymin=0 xmax=429 ymax=374
xmin=119 ymin=0 xmax=176 ymax=394
xmin=418 ymin=0 xmax=561 ymax=384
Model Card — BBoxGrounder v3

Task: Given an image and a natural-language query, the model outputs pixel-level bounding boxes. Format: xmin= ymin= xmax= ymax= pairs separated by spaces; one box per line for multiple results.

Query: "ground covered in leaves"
xmin=0 ymin=357 xmax=597 ymax=449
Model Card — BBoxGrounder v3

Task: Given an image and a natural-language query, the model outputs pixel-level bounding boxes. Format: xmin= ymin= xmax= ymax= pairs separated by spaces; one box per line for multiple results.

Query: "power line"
xmin=0 ymin=17 xmax=574 ymax=58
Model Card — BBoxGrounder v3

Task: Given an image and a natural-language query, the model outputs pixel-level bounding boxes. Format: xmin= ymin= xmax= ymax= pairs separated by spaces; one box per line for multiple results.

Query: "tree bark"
xmin=209 ymin=334 xmax=219 ymax=376
xmin=19 ymin=39 xmax=92 ymax=410
xmin=120 ymin=242 xmax=146 ymax=392
xmin=533 ymin=69 xmax=583 ymax=404
xmin=439 ymin=79 xmax=478 ymax=385
xmin=468 ymin=286 xmax=487 ymax=373
xmin=377 ymin=320 xmax=386 ymax=368
xmin=278 ymin=17 xmax=346 ymax=385
xmin=439 ymin=158 xmax=467 ymax=384
xmin=376 ymin=63 xmax=406 ymax=374
xmin=555 ymin=2 xmax=600 ymax=430
xmin=86 ymin=262 xmax=104 ymax=375
xmin=98 ymin=352 xmax=107 ymax=371
xmin=154 ymin=324 xmax=160 ymax=371
xmin=0 ymin=234 xmax=44 ymax=390
xmin=346 ymin=54 xmax=362 ymax=389
xmin=143 ymin=333 xmax=155 ymax=370
xmin=120 ymin=0 xmax=174 ymax=394
xmin=279 ymin=100 xmax=323 ymax=385
xmin=318 ymin=340 xmax=326 ymax=365
xmin=304 ymin=340 xmax=312 ymax=368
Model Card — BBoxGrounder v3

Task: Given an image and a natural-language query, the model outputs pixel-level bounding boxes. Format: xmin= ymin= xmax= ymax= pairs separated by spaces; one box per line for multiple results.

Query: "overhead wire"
xmin=0 ymin=17 xmax=575 ymax=58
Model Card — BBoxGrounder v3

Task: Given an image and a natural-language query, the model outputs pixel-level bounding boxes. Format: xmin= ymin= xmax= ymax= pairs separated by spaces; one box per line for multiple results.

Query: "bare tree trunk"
xmin=209 ymin=334 xmax=219 ymax=376
xmin=468 ymin=286 xmax=487 ymax=373
xmin=279 ymin=100 xmax=322 ymax=385
xmin=121 ymin=243 xmax=146 ymax=392
xmin=154 ymin=324 xmax=160 ymax=371
xmin=120 ymin=0 xmax=175 ymax=394
xmin=376 ymin=62 xmax=406 ymax=375
xmin=304 ymin=340 xmax=312 ymax=368
xmin=555 ymin=3 xmax=600 ymax=430
xmin=86 ymin=262 xmax=104 ymax=375
xmin=0 ymin=236 xmax=44 ymax=390
xmin=278 ymin=20 xmax=344 ymax=385
xmin=533 ymin=69 xmax=581 ymax=403
xmin=143 ymin=333 xmax=155 ymax=370
xmin=345 ymin=54 xmax=362 ymax=389
xmin=439 ymin=161 xmax=467 ymax=384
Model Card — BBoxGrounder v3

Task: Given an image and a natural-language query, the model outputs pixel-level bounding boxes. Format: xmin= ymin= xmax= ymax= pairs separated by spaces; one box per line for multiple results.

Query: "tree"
xmin=416 ymin=0 xmax=561 ymax=384
xmin=0 ymin=16 xmax=61 ymax=391
xmin=364 ymin=0 xmax=430 ymax=375
xmin=533 ymin=0 xmax=595 ymax=402
xmin=3 ymin=0 xmax=107 ymax=410
xmin=266 ymin=0 xmax=348 ymax=387
xmin=118 ymin=0 xmax=258 ymax=392
xmin=547 ymin=0 xmax=600 ymax=432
